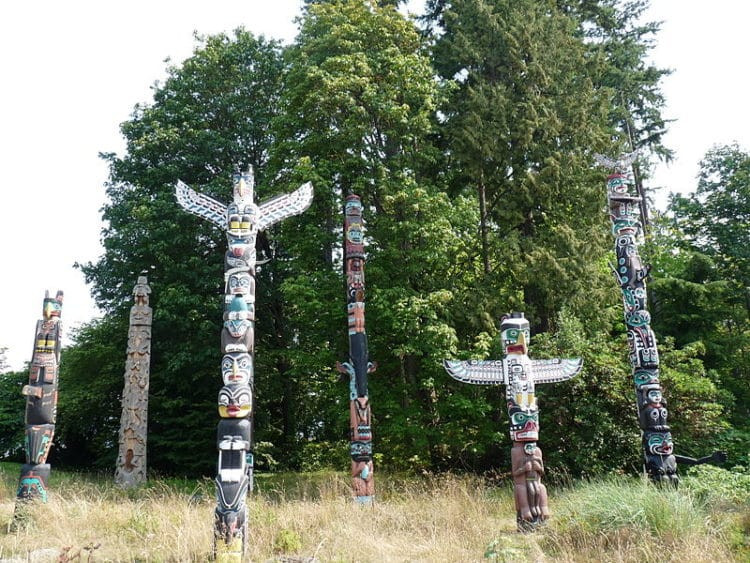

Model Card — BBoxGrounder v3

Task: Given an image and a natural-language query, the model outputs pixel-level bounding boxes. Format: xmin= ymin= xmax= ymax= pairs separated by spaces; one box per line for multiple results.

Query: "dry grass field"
xmin=0 ymin=463 xmax=747 ymax=562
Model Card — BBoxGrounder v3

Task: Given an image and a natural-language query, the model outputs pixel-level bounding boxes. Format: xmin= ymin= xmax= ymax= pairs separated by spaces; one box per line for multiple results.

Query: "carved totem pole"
xmin=176 ymin=168 xmax=312 ymax=561
xmin=595 ymin=153 xmax=726 ymax=485
xmin=16 ymin=290 xmax=64 ymax=505
xmin=115 ymin=275 xmax=153 ymax=487
xmin=444 ymin=313 xmax=582 ymax=530
xmin=335 ymin=195 xmax=376 ymax=504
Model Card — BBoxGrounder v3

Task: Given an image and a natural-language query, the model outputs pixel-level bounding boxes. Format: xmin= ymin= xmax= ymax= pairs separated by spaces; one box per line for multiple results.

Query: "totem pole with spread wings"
xmin=176 ymin=168 xmax=312 ymax=561
xmin=444 ymin=312 xmax=582 ymax=531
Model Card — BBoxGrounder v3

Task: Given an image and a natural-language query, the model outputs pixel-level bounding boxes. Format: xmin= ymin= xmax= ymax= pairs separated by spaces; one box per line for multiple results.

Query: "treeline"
xmin=1 ymin=0 xmax=746 ymax=476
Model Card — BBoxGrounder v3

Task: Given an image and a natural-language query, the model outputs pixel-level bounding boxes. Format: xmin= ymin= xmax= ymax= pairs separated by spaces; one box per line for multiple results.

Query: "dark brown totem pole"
xmin=444 ymin=313 xmax=582 ymax=531
xmin=336 ymin=195 xmax=376 ymax=504
xmin=595 ymin=153 xmax=726 ymax=485
xmin=15 ymin=290 xmax=64 ymax=507
xmin=176 ymin=168 xmax=312 ymax=562
xmin=115 ymin=275 xmax=153 ymax=487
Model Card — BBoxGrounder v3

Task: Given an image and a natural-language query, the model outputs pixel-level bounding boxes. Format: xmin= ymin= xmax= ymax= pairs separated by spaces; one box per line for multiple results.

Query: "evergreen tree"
xmin=429 ymin=0 xmax=616 ymax=332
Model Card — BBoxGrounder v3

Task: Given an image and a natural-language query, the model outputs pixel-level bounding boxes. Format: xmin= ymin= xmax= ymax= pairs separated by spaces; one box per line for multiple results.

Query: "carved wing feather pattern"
xmin=443 ymin=359 xmax=505 ymax=385
xmin=175 ymin=180 xmax=227 ymax=229
xmin=593 ymin=151 xmax=639 ymax=173
xmin=530 ymin=358 xmax=583 ymax=384
xmin=257 ymin=182 xmax=314 ymax=231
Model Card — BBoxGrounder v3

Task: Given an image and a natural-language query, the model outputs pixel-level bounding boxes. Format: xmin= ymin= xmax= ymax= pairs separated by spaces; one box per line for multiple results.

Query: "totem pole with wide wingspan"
xmin=444 ymin=312 xmax=581 ymax=531
xmin=594 ymin=153 xmax=726 ymax=486
xmin=176 ymin=168 xmax=312 ymax=561
xmin=335 ymin=194 xmax=376 ymax=504
xmin=15 ymin=290 xmax=64 ymax=509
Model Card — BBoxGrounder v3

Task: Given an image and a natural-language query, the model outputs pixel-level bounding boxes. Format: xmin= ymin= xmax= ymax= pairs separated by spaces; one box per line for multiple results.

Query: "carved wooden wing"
xmin=175 ymin=180 xmax=227 ymax=229
xmin=442 ymin=359 xmax=505 ymax=385
xmin=257 ymin=182 xmax=314 ymax=231
xmin=530 ymin=358 xmax=583 ymax=384
xmin=593 ymin=151 xmax=638 ymax=173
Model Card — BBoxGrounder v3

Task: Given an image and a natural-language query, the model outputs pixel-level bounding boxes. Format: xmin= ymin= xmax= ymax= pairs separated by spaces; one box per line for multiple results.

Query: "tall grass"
xmin=0 ymin=462 xmax=747 ymax=562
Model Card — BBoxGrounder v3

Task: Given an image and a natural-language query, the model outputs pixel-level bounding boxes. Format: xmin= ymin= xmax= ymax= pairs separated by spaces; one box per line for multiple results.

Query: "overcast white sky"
xmin=0 ymin=0 xmax=748 ymax=371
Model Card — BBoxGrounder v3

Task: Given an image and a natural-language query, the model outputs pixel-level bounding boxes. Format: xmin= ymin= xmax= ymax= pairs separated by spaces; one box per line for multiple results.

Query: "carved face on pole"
xmin=227 ymin=203 xmax=258 ymax=239
xmin=218 ymin=384 xmax=253 ymax=418
xmin=644 ymin=431 xmax=674 ymax=455
xmin=42 ymin=291 xmax=64 ymax=320
xmin=225 ymin=234 xmax=255 ymax=270
xmin=508 ymin=403 xmax=540 ymax=442
xmin=221 ymin=353 xmax=253 ymax=385
xmin=500 ymin=313 xmax=530 ymax=356
xmin=627 ymin=327 xmax=659 ymax=368
xmin=222 ymin=298 xmax=254 ymax=355
xmin=225 ymin=270 xmax=254 ymax=300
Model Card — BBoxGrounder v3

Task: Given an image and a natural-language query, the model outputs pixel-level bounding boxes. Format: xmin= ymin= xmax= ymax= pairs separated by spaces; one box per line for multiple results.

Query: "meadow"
xmin=0 ymin=463 xmax=748 ymax=562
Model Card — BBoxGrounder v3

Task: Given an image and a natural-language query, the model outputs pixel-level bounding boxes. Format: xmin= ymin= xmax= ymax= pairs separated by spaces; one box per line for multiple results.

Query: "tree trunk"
xmin=478 ymin=173 xmax=491 ymax=274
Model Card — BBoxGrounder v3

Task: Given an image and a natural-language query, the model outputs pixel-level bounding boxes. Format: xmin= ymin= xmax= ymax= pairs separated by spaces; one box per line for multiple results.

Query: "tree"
xmin=0 ymin=368 xmax=25 ymax=460
xmin=661 ymin=144 xmax=750 ymax=455
xmin=72 ymin=30 xmax=288 ymax=474
xmin=429 ymin=0 xmax=617 ymax=332
xmin=270 ymin=0 xmax=476 ymax=468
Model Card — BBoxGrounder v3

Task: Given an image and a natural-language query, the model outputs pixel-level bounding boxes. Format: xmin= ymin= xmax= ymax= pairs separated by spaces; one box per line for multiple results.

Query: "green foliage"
xmin=58 ymin=0 xmax=717 ymax=481
xmin=273 ymin=528 xmax=303 ymax=554
xmin=552 ymin=477 xmax=704 ymax=538
xmin=0 ymin=369 xmax=26 ymax=460
xmin=484 ymin=536 xmax=531 ymax=562
xmin=655 ymin=144 xmax=750 ymax=461
xmin=682 ymin=464 xmax=750 ymax=508
xmin=54 ymin=317 xmax=128 ymax=469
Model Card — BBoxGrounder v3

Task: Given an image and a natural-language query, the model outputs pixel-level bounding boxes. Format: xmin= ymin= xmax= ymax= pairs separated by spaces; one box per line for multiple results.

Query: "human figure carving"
xmin=444 ymin=312 xmax=581 ymax=530
xmin=176 ymin=167 xmax=312 ymax=561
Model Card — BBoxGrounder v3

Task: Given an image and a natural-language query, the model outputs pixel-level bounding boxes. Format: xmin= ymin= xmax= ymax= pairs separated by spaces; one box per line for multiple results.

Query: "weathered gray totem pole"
xmin=444 ymin=313 xmax=582 ymax=530
xmin=176 ymin=168 xmax=312 ymax=562
xmin=16 ymin=290 xmax=64 ymax=505
xmin=115 ymin=275 xmax=153 ymax=487
xmin=595 ymin=153 xmax=726 ymax=485
xmin=335 ymin=195 xmax=376 ymax=504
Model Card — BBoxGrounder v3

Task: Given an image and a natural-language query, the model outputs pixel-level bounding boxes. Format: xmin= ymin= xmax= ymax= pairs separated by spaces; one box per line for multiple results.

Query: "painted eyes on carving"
xmin=511 ymin=412 xmax=537 ymax=425
xmin=218 ymin=387 xmax=251 ymax=406
xmin=229 ymin=276 xmax=250 ymax=290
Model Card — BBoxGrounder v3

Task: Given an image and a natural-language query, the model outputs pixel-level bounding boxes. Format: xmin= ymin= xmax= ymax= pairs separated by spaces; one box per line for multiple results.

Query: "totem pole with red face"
xmin=336 ymin=195 xmax=376 ymax=504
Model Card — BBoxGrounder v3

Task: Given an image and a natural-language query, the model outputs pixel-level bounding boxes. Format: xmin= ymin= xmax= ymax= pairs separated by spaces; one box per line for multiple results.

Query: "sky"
xmin=0 ymin=0 xmax=748 ymax=371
